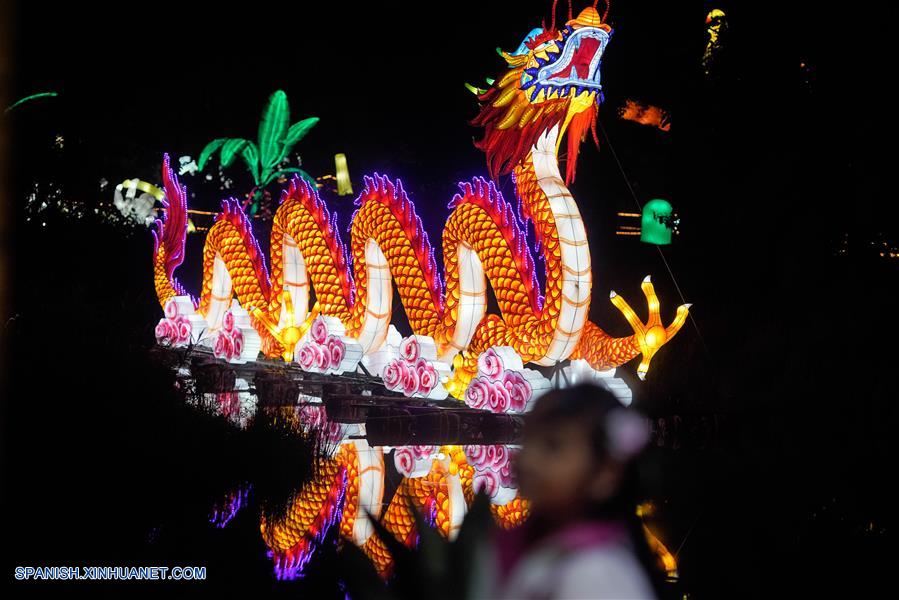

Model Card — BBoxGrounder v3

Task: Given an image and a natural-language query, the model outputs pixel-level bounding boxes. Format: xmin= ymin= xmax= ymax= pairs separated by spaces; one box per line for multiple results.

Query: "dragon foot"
xmin=609 ymin=275 xmax=691 ymax=380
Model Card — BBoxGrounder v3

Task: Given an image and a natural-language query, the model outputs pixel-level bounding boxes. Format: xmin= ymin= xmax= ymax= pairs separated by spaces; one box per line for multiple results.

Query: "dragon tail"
xmin=151 ymin=154 xmax=194 ymax=308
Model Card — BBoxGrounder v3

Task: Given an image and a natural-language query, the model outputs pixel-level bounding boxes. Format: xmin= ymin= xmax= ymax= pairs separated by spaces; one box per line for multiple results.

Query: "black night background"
xmin=1 ymin=0 xmax=896 ymax=597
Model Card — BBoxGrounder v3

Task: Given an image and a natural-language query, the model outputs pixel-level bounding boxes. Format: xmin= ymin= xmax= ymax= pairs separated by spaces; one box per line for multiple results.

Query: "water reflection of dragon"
xmin=260 ymin=438 xmax=528 ymax=579
xmin=258 ymin=430 xmax=671 ymax=580
xmin=152 ymin=5 xmax=690 ymax=397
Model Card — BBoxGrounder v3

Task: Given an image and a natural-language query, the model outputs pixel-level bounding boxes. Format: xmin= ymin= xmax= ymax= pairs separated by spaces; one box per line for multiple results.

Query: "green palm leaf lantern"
xmin=197 ymin=90 xmax=319 ymax=214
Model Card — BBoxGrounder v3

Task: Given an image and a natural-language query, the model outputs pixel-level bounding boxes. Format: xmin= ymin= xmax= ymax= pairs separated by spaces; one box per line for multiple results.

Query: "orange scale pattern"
xmin=270 ymin=180 xmax=355 ymax=321
xmin=260 ymin=457 xmax=346 ymax=562
xmin=491 ymin=495 xmax=531 ymax=530
xmin=338 ymin=445 xmax=361 ymax=540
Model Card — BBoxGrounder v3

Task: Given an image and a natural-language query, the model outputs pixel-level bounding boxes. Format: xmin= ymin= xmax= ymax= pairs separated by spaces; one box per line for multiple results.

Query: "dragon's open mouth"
xmin=522 ymin=26 xmax=609 ymax=99
xmin=550 ymin=35 xmax=600 ymax=81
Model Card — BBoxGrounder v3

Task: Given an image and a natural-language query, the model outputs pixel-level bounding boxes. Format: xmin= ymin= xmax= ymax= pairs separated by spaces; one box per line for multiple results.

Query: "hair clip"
xmin=606 ymin=408 xmax=650 ymax=461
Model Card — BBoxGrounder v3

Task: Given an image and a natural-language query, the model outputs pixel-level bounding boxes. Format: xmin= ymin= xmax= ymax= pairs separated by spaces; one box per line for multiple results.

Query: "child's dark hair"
xmin=526 ymin=383 xmax=669 ymax=598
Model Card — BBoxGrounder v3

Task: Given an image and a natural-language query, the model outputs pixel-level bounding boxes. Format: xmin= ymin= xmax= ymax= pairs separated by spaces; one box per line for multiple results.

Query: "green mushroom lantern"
xmin=641 ymin=198 xmax=675 ymax=245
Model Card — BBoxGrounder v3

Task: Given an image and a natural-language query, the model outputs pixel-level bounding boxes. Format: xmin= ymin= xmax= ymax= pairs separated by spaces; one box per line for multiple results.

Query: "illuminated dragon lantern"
xmin=152 ymin=2 xmax=690 ymax=394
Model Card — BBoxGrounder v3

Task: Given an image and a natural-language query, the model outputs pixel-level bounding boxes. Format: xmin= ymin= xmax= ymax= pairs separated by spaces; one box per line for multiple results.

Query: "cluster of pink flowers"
xmin=212 ymin=310 xmax=245 ymax=361
xmin=155 ymin=300 xmax=192 ymax=347
xmin=298 ymin=405 xmax=345 ymax=445
xmin=393 ymin=445 xmax=436 ymax=477
xmin=383 ymin=337 xmax=439 ymax=396
xmin=464 ymin=349 xmax=531 ymax=413
xmin=464 ymin=445 xmax=517 ymax=499
xmin=297 ymin=317 xmax=346 ymax=372
xmin=215 ymin=391 xmax=241 ymax=420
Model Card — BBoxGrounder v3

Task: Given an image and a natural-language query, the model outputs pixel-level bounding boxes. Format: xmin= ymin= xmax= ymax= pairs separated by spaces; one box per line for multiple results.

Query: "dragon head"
xmin=473 ymin=3 xmax=612 ymax=184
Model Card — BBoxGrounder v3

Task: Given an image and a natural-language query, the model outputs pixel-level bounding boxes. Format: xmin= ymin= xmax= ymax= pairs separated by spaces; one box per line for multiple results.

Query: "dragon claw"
xmin=610 ymin=275 xmax=691 ymax=380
